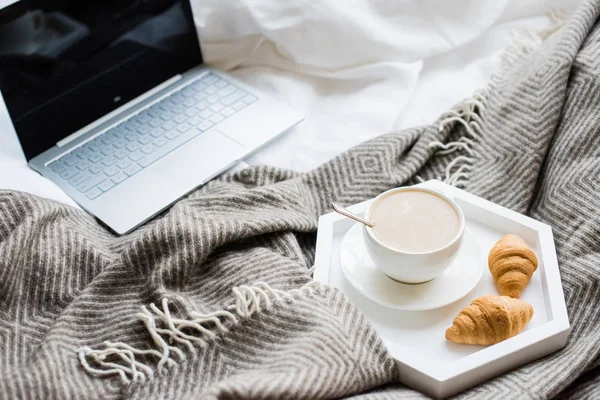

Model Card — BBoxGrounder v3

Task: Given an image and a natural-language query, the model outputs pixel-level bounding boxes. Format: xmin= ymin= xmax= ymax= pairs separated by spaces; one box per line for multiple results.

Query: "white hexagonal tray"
xmin=313 ymin=180 xmax=569 ymax=399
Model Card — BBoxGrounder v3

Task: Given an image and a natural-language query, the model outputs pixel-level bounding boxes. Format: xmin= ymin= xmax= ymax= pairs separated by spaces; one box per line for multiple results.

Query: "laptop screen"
xmin=0 ymin=0 xmax=203 ymax=160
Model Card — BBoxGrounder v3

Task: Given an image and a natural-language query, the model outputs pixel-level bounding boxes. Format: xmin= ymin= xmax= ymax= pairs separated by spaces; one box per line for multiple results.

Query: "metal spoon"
xmin=331 ymin=202 xmax=376 ymax=228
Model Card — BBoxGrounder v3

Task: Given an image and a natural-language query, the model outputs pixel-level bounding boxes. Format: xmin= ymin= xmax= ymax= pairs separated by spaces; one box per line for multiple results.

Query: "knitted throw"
xmin=1 ymin=1 xmax=599 ymax=398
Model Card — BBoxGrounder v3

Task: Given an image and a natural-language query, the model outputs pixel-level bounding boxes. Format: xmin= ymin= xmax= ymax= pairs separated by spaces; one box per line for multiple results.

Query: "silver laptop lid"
xmin=0 ymin=0 xmax=202 ymax=161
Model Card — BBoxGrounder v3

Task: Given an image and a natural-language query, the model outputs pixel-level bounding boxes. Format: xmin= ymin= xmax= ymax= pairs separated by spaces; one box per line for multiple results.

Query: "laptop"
xmin=0 ymin=0 xmax=303 ymax=235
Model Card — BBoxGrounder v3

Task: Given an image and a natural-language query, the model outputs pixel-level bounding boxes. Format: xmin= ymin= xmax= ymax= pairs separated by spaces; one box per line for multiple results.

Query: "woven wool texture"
xmin=1 ymin=0 xmax=600 ymax=398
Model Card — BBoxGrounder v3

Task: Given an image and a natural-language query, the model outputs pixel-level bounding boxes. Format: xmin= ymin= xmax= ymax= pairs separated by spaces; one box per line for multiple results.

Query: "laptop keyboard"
xmin=48 ymin=73 xmax=257 ymax=200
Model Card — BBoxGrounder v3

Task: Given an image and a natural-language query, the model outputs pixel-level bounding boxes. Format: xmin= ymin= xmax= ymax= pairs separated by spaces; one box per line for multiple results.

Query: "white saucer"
xmin=339 ymin=223 xmax=483 ymax=311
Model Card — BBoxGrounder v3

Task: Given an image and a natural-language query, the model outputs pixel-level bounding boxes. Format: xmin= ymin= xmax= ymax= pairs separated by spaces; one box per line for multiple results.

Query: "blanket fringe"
xmin=428 ymin=9 xmax=568 ymax=188
xmin=500 ymin=9 xmax=568 ymax=72
xmin=78 ymin=281 xmax=321 ymax=384
xmin=432 ymin=90 xmax=488 ymax=187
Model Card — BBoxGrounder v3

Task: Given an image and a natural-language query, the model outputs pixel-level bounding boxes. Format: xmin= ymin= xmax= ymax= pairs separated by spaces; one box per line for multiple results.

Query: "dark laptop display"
xmin=0 ymin=0 xmax=203 ymax=160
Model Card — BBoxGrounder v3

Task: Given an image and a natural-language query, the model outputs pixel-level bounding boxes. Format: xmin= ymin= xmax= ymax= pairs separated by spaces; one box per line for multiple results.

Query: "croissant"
xmin=488 ymin=234 xmax=538 ymax=298
xmin=446 ymin=296 xmax=533 ymax=345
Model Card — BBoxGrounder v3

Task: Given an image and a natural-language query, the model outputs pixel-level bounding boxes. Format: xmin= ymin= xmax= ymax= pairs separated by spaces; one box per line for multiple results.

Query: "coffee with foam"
xmin=369 ymin=190 xmax=459 ymax=253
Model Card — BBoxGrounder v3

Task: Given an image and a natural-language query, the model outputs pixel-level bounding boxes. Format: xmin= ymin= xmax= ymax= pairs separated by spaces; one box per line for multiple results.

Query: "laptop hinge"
xmin=57 ymin=74 xmax=182 ymax=147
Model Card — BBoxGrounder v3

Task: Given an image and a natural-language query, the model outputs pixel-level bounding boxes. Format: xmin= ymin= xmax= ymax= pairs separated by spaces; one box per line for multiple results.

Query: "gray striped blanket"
xmin=1 ymin=0 xmax=599 ymax=398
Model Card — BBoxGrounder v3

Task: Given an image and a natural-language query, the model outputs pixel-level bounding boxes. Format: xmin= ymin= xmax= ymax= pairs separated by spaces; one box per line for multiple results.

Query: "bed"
xmin=2 ymin=1 xmax=599 ymax=398
xmin=0 ymin=0 xmax=580 ymax=207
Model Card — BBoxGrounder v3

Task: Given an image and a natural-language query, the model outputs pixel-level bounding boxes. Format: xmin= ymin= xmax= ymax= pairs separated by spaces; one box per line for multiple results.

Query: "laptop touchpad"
xmin=156 ymin=129 xmax=248 ymax=189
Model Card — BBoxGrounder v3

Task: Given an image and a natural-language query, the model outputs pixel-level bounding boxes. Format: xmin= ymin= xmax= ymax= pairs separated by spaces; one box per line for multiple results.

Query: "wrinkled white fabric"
xmin=0 ymin=0 xmax=581 ymax=206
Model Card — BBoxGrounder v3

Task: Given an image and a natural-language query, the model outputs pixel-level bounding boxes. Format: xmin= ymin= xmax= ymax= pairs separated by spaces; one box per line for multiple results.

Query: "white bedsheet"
xmin=0 ymin=0 xmax=580 ymax=208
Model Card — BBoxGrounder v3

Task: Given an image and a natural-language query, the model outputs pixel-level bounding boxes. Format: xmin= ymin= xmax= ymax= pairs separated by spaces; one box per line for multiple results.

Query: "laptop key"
xmin=171 ymin=93 xmax=185 ymax=104
xmin=243 ymin=94 xmax=258 ymax=104
xmin=89 ymin=163 xmax=104 ymax=174
xmin=210 ymin=114 xmax=225 ymax=124
xmin=83 ymin=142 xmax=95 ymax=152
xmin=210 ymin=103 xmax=224 ymax=113
xmin=114 ymin=149 xmax=129 ymax=159
xmin=153 ymin=137 xmax=168 ymax=147
xmin=77 ymin=173 xmax=107 ymax=193
xmin=221 ymin=91 xmax=244 ymax=106
xmin=50 ymin=162 xmax=66 ymax=173
xmin=74 ymin=147 xmax=92 ymax=159
xmin=88 ymin=153 xmax=103 ymax=163
xmin=85 ymin=187 xmax=103 ymax=200
xmin=159 ymin=100 xmax=173 ymax=111
xmin=172 ymin=104 xmax=185 ymax=114
xmin=194 ymin=92 xmax=207 ymax=102
xmin=112 ymin=126 xmax=128 ymax=137
xmin=113 ymin=138 xmax=128 ymax=148
xmin=137 ymin=125 xmax=152 ymax=134
xmin=139 ymin=135 xmax=153 ymax=144
xmin=125 ymin=120 xmax=141 ymax=131
xmin=184 ymin=98 xmax=196 ymax=108
xmin=69 ymin=171 xmax=92 ymax=186
xmin=117 ymin=159 xmax=131 ymax=169
xmin=141 ymin=144 xmax=155 ymax=154
xmin=199 ymin=110 xmax=212 ymax=119
xmin=198 ymin=120 xmax=215 ymax=132
xmin=125 ymin=131 xmax=138 ymax=142
xmin=233 ymin=101 xmax=247 ymax=111
xmin=162 ymin=120 xmax=176 ymax=130
xmin=215 ymin=80 xmax=229 ymax=89
xmin=174 ymin=114 xmax=186 ymax=124
xmin=124 ymin=163 xmax=142 ymax=176
xmin=162 ymin=121 xmax=177 ymax=134
xmin=221 ymin=107 xmax=236 ymax=117
xmin=218 ymin=85 xmax=235 ymax=97
xmin=62 ymin=154 xmax=79 ymax=166
xmin=60 ymin=167 xmax=79 ymax=180
xmin=148 ymin=118 xmax=162 ymax=128
xmin=207 ymin=95 xmax=219 ymax=104
xmin=102 ymin=155 xmax=117 ymax=166
xmin=104 ymin=165 xmax=119 ymax=175
xmin=201 ymin=73 xmax=218 ymax=84
xmin=126 ymin=141 xmax=142 ymax=152
xmin=88 ymin=140 xmax=105 ymax=152
xmin=165 ymin=130 xmax=181 ymax=140
xmin=196 ymin=101 xmax=209 ymax=110
xmin=137 ymin=113 xmax=151 ymax=124
xmin=77 ymin=160 xmax=92 ymax=170
xmin=184 ymin=108 xmax=198 ymax=117
xmin=148 ymin=105 xmax=162 ymax=116
xmin=129 ymin=150 xmax=144 ymax=161
xmin=101 ymin=146 xmax=116 ymax=156
xmin=150 ymin=128 xmax=164 ymax=138
xmin=177 ymin=123 xmax=191 ymax=133
xmin=182 ymin=87 xmax=195 ymax=97
xmin=192 ymin=81 xmax=206 ymax=91
xmin=101 ymin=135 xmax=117 ymax=145
xmin=112 ymin=171 xmax=128 ymax=184
xmin=188 ymin=116 xmax=202 ymax=126
xmin=205 ymin=86 xmax=218 ymax=95
xmin=98 ymin=180 xmax=116 ymax=192
xmin=160 ymin=110 xmax=174 ymax=120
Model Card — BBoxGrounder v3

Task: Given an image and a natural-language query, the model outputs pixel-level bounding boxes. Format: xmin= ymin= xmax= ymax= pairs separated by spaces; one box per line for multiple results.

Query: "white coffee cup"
xmin=363 ymin=187 xmax=465 ymax=284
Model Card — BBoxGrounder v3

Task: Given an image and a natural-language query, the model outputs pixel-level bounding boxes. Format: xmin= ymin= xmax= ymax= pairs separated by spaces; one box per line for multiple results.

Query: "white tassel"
xmin=78 ymin=281 xmax=321 ymax=384
xmin=428 ymin=8 xmax=568 ymax=188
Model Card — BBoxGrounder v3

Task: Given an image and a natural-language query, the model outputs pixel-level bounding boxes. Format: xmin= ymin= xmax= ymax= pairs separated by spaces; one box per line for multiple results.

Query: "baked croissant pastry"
xmin=446 ymin=296 xmax=533 ymax=345
xmin=488 ymin=234 xmax=538 ymax=298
